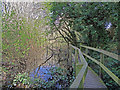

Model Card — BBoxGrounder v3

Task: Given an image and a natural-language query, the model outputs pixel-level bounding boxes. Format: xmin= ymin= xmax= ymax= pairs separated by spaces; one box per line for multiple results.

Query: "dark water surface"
xmin=29 ymin=66 xmax=56 ymax=81
xmin=29 ymin=65 xmax=74 ymax=88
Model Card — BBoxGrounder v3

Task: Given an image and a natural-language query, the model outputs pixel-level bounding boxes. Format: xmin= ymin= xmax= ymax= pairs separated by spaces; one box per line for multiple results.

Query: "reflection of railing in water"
xmin=36 ymin=41 xmax=70 ymax=74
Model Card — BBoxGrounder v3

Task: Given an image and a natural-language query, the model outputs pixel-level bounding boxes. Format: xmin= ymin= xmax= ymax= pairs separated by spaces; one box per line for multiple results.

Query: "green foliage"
xmin=2 ymin=2 xmax=50 ymax=86
xmin=103 ymin=57 xmax=120 ymax=89
xmin=13 ymin=72 xmax=31 ymax=86
xmin=86 ymin=52 xmax=120 ymax=89
xmin=11 ymin=66 xmax=75 ymax=88
xmin=32 ymin=67 xmax=75 ymax=88
xmin=50 ymin=2 xmax=118 ymax=48
xmin=2 ymin=12 xmax=30 ymax=59
xmin=50 ymin=3 xmax=119 ymax=88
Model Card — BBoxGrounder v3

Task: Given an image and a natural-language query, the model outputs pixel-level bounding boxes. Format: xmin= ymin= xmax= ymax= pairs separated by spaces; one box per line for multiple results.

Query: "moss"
xmin=76 ymin=64 xmax=83 ymax=76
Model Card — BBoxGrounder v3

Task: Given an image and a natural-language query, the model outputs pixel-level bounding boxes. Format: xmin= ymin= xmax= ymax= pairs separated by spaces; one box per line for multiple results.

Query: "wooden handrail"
xmin=80 ymin=44 xmax=120 ymax=86
xmin=70 ymin=45 xmax=88 ymax=88
xmin=82 ymin=52 xmax=120 ymax=86
xmin=80 ymin=45 xmax=119 ymax=61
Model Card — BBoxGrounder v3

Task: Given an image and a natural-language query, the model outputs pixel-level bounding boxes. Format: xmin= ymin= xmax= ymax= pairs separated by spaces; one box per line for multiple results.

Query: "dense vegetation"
xmin=50 ymin=2 xmax=118 ymax=49
xmin=2 ymin=2 xmax=50 ymax=86
xmin=1 ymin=2 xmax=119 ymax=89
xmin=49 ymin=2 xmax=119 ymax=89
xmin=2 ymin=2 xmax=75 ymax=88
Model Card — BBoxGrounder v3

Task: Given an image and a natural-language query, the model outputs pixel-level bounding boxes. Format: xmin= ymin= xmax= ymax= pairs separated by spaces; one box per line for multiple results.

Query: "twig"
xmin=36 ymin=53 xmax=54 ymax=75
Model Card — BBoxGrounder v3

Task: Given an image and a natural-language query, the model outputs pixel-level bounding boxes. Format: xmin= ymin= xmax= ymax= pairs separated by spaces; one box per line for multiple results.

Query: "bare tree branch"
xmin=53 ymin=22 xmax=69 ymax=43
xmin=36 ymin=53 xmax=54 ymax=74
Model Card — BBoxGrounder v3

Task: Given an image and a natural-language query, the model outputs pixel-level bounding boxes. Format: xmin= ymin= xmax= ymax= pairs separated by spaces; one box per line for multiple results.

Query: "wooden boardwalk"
xmin=84 ymin=68 xmax=107 ymax=88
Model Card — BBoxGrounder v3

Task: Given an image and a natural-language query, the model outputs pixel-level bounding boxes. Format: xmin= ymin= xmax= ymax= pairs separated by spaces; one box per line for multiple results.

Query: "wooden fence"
xmin=80 ymin=45 xmax=120 ymax=86
xmin=70 ymin=45 xmax=88 ymax=88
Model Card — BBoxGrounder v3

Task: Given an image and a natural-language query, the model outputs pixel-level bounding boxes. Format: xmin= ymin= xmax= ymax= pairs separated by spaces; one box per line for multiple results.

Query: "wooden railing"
xmin=80 ymin=45 xmax=120 ymax=86
xmin=70 ymin=45 xmax=88 ymax=88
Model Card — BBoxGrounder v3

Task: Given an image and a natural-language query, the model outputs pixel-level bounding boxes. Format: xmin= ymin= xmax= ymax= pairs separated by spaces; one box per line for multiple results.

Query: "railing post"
xmin=75 ymin=49 xmax=78 ymax=64
xmin=75 ymin=49 xmax=78 ymax=63
xmin=85 ymin=48 xmax=88 ymax=60
xmin=69 ymin=46 xmax=72 ymax=66
xmin=72 ymin=48 xmax=76 ymax=78
xmin=99 ymin=53 xmax=104 ymax=79
xmin=75 ymin=49 xmax=78 ymax=77
xmin=85 ymin=48 xmax=88 ymax=54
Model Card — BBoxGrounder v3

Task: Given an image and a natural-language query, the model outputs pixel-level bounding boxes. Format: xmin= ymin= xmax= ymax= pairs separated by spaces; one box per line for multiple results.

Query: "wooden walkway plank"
xmin=84 ymin=67 xmax=107 ymax=88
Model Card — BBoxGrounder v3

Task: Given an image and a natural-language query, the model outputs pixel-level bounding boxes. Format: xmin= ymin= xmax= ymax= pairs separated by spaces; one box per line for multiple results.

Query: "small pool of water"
xmin=29 ymin=65 xmax=74 ymax=88
xmin=29 ymin=66 xmax=56 ymax=81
